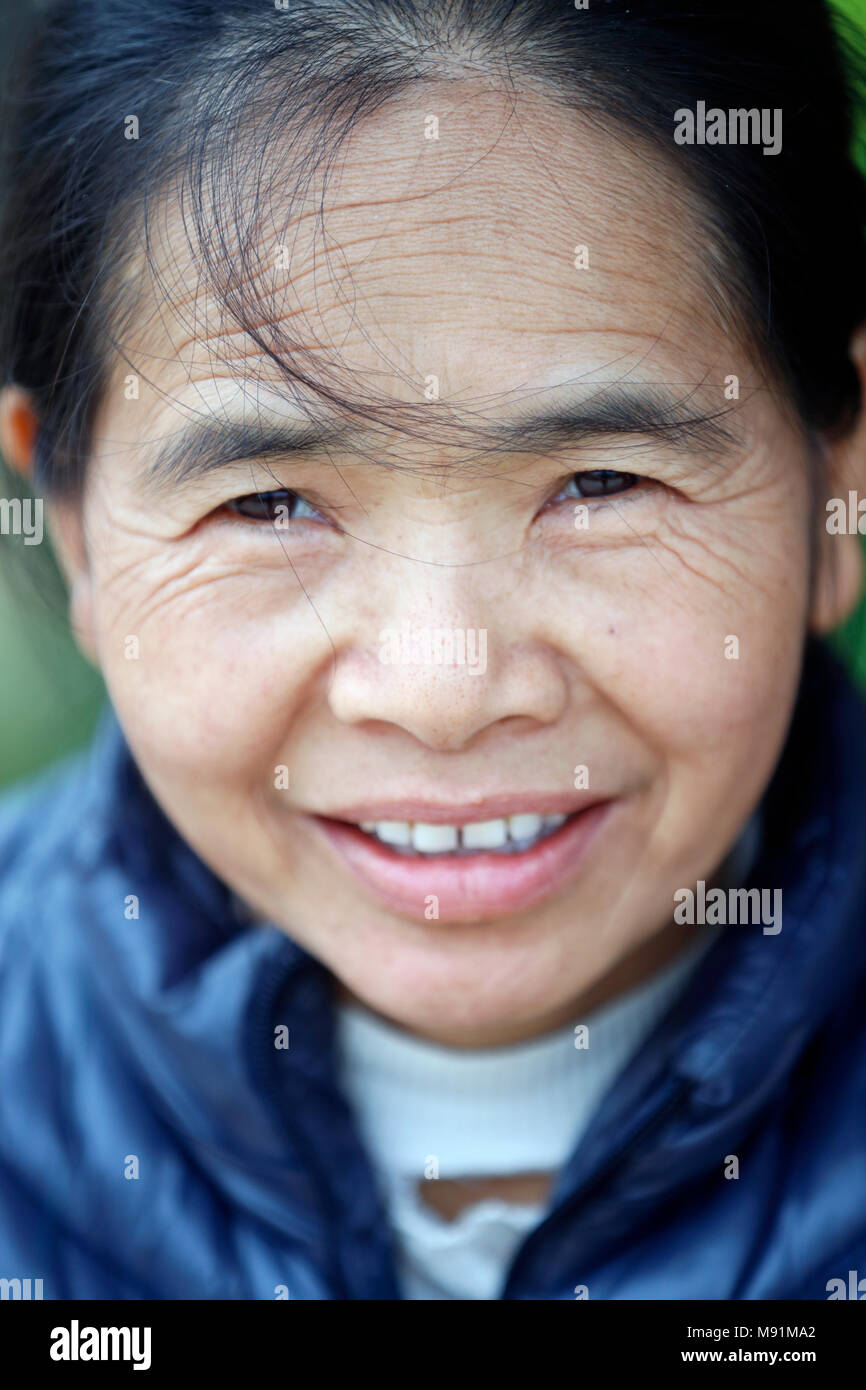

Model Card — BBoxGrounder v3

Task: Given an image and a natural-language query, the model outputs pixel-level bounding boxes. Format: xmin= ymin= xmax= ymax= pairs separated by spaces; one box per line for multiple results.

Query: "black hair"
xmin=1 ymin=0 xmax=865 ymax=502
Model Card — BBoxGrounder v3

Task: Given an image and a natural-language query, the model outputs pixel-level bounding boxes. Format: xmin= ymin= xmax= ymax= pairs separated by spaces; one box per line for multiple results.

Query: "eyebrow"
xmin=494 ymin=382 xmax=742 ymax=459
xmin=142 ymin=415 xmax=354 ymax=496
xmin=141 ymin=382 xmax=743 ymax=496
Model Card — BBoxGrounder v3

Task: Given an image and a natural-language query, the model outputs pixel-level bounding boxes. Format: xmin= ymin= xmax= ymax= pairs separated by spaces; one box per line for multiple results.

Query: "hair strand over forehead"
xmin=1 ymin=0 xmax=865 ymax=498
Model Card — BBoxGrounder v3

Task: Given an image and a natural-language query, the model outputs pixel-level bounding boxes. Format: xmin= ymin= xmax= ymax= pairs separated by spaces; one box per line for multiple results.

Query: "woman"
xmin=0 ymin=0 xmax=865 ymax=1300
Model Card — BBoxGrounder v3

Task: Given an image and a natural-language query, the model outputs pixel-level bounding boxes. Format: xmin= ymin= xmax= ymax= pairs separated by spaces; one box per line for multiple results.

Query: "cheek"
xmin=87 ymin=541 xmax=324 ymax=782
xmin=535 ymin=498 xmax=811 ymax=771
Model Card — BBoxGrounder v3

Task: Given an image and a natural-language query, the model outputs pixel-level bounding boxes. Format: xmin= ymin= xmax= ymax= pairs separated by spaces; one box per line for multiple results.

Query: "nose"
xmin=326 ymin=603 xmax=569 ymax=753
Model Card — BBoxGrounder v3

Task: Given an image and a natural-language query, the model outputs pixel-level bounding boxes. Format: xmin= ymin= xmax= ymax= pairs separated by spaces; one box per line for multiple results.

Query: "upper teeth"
xmin=357 ymin=813 xmax=568 ymax=854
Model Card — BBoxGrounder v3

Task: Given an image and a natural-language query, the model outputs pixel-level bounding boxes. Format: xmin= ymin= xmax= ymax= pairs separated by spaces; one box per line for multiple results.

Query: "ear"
xmin=809 ymin=325 xmax=866 ymax=634
xmin=0 ymin=384 xmax=99 ymax=665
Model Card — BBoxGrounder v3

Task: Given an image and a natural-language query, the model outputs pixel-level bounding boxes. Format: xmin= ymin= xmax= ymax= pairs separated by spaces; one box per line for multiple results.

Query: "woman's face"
xmin=41 ymin=86 xmax=864 ymax=1043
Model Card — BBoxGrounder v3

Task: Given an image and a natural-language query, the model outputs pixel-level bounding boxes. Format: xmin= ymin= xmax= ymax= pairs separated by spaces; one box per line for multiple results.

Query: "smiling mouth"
xmin=310 ymin=799 xmax=613 ymax=924
xmin=309 ymin=799 xmax=614 ymax=924
xmin=350 ymin=812 xmax=571 ymax=857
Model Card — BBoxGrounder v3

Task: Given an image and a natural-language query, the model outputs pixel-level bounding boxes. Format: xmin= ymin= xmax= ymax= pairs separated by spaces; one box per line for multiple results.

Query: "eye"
xmin=556 ymin=469 xmax=640 ymax=500
xmin=223 ymin=488 xmax=326 ymax=524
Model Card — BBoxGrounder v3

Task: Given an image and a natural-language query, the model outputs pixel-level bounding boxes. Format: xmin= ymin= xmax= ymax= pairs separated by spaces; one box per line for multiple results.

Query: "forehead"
xmin=112 ymin=80 xmax=752 ymax=425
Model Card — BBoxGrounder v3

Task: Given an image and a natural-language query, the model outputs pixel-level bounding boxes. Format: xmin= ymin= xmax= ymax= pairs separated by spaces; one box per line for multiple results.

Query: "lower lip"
xmin=310 ymin=803 xmax=615 ymax=924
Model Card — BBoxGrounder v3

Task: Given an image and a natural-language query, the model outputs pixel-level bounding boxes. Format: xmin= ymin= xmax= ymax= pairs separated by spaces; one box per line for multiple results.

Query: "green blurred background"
xmin=2 ymin=0 xmax=866 ymax=788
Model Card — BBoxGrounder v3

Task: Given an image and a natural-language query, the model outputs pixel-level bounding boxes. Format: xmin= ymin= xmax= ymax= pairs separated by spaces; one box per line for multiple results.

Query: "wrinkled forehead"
xmin=112 ymin=80 xmax=758 ymax=427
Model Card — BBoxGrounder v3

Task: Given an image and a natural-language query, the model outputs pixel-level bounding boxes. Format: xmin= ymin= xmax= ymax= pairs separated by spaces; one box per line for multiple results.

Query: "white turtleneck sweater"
xmin=334 ymin=815 xmax=763 ymax=1300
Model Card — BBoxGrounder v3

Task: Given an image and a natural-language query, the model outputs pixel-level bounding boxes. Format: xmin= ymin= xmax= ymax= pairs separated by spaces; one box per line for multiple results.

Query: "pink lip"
xmin=308 ymin=801 xmax=616 ymax=924
xmin=311 ymin=793 xmax=600 ymax=824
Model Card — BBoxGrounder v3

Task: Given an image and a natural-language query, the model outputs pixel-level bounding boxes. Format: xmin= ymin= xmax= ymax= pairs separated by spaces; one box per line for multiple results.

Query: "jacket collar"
xmin=505 ymin=635 xmax=866 ymax=1293
xmin=73 ymin=702 xmax=398 ymax=1295
xmin=73 ymin=636 xmax=866 ymax=1297
xmin=673 ymin=632 xmax=866 ymax=1103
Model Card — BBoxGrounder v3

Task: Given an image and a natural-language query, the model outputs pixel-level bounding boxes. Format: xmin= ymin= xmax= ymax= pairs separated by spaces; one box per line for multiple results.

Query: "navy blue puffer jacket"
xmin=1 ymin=636 xmax=865 ymax=1299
